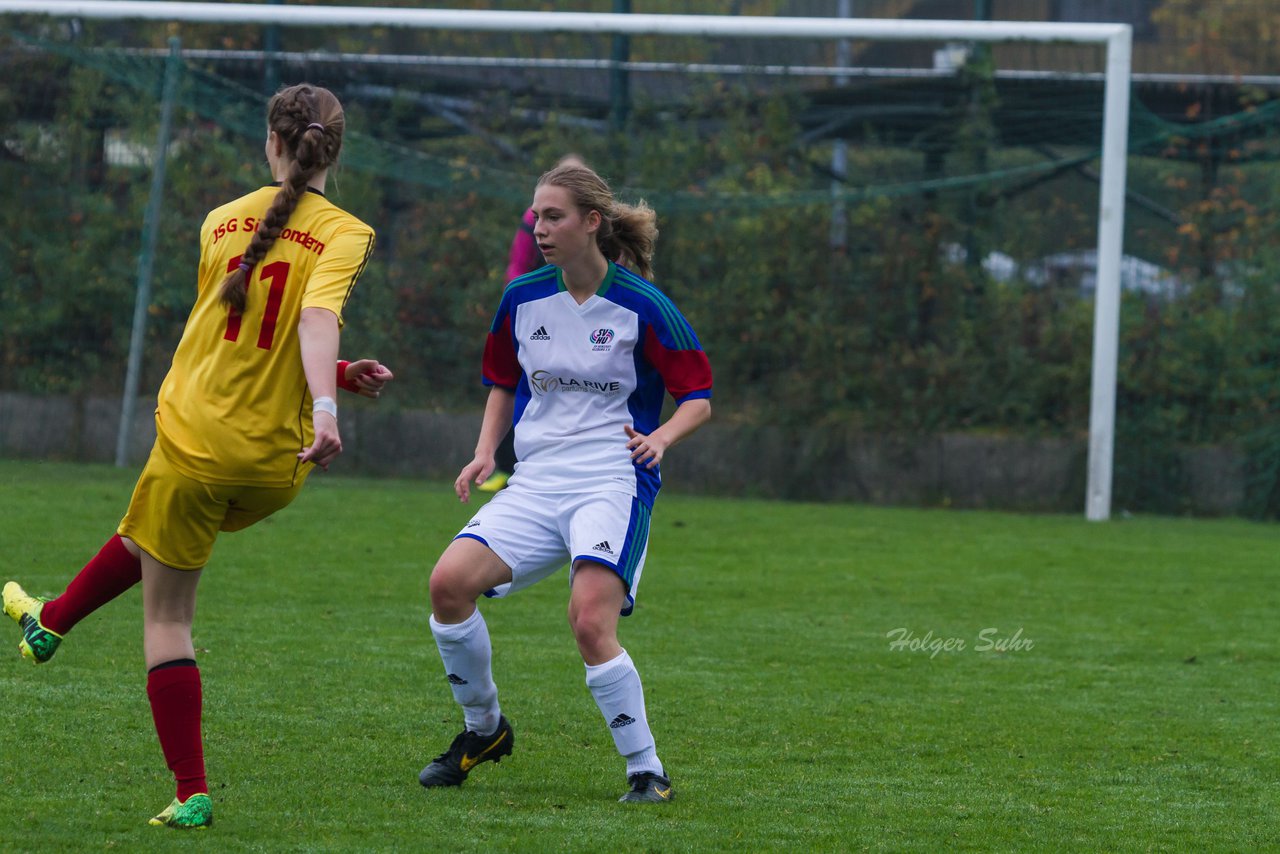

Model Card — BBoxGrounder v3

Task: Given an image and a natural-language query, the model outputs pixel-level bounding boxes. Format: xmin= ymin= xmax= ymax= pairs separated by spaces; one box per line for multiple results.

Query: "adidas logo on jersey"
xmin=529 ymin=325 xmax=551 ymax=340
xmin=592 ymin=540 xmax=614 ymax=554
xmin=609 ymin=713 xmax=636 ymax=729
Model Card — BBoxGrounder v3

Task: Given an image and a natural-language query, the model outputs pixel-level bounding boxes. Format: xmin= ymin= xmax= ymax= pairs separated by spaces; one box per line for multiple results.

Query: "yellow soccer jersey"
xmin=155 ymin=185 xmax=375 ymax=487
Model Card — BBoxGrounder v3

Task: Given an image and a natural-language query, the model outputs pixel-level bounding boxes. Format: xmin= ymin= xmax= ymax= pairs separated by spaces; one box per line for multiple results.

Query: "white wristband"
xmin=312 ymin=396 xmax=338 ymax=419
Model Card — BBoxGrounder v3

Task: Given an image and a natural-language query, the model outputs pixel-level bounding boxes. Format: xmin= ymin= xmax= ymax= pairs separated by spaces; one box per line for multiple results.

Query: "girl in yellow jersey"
xmin=2 ymin=83 xmax=389 ymax=829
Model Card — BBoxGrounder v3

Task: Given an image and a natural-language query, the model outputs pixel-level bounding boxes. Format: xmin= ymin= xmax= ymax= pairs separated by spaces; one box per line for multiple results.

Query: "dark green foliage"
xmin=3 ymin=26 xmax=1279 ymax=515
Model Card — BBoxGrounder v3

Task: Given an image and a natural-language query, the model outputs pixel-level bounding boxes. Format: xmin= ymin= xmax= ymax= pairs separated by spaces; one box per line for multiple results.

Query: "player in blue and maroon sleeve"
xmin=417 ymin=160 xmax=711 ymax=804
xmin=481 ymin=154 xmax=590 ymax=493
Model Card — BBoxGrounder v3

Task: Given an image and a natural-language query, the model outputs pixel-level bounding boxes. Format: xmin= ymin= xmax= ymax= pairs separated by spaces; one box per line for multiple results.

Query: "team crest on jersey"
xmin=590 ymin=328 xmax=615 ymax=351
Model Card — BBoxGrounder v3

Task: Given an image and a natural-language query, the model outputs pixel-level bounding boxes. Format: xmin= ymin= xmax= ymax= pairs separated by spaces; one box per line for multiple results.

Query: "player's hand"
xmin=454 ymin=456 xmax=495 ymax=503
xmin=624 ymin=425 xmax=669 ymax=469
xmin=299 ymin=412 xmax=342 ymax=470
xmin=343 ymin=359 xmax=394 ymax=399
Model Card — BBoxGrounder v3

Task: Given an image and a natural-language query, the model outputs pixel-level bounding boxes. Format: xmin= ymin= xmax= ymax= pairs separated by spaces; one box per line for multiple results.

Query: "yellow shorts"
xmin=117 ymin=444 xmax=306 ymax=570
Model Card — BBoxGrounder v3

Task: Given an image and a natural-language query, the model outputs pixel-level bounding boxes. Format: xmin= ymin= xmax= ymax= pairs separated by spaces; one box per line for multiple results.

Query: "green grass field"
xmin=0 ymin=459 xmax=1277 ymax=852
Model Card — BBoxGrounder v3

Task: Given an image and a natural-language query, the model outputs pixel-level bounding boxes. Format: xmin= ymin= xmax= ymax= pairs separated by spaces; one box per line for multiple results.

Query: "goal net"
xmin=2 ymin=3 xmax=1278 ymax=519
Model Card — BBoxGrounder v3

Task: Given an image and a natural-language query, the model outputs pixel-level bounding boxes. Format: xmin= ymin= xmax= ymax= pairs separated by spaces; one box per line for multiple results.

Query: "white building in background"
xmin=944 ymin=243 xmax=1186 ymax=300
xmin=1023 ymin=249 xmax=1185 ymax=300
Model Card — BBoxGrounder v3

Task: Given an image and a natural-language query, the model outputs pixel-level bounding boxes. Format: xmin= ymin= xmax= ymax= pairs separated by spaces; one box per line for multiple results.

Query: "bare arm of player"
xmin=298 ymin=306 xmax=343 ymax=470
xmin=624 ymin=398 xmax=712 ymax=469
xmin=455 ymin=385 xmax=516 ymax=503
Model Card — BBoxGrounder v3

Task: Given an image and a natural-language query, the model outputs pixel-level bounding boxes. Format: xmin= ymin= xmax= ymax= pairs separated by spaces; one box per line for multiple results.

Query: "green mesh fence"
xmin=2 ymin=6 xmax=1278 ymax=517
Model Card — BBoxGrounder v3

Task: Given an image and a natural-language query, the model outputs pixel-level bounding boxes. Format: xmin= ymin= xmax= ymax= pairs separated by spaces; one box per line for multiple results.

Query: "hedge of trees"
xmin=2 ymin=30 xmax=1278 ymax=515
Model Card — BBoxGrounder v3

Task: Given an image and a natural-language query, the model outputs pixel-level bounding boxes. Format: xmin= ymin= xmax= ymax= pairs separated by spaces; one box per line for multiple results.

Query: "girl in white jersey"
xmin=419 ymin=162 xmax=713 ymax=803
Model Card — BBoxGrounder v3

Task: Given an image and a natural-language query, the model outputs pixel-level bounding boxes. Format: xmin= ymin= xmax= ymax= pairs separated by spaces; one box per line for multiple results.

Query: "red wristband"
xmin=336 ymin=360 xmax=361 ymax=394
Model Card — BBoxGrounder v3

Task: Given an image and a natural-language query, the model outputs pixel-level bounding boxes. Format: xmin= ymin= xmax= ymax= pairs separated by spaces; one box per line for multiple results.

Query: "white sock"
xmin=585 ymin=649 xmax=663 ymax=778
xmin=430 ymin=609 xmax=500 ymax=735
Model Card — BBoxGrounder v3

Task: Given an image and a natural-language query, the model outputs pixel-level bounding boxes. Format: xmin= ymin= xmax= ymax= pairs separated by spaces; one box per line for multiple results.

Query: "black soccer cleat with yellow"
xmin=418 ymin=716 xmax=514 ymax=788
xmin=619 ymin=771 xmax=675 ymax=803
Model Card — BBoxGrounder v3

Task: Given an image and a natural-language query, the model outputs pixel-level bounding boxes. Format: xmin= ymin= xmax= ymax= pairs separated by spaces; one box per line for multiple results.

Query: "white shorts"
xmin=454 ymin=484 xmax=651 ymax=616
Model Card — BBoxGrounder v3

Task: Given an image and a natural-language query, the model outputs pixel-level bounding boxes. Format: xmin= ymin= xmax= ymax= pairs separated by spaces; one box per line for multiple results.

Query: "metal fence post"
xmin=116 ymin=36 xmax=181 ymax=467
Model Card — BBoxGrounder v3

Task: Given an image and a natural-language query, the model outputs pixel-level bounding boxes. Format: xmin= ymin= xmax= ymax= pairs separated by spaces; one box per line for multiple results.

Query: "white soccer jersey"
xmin=482 ymin=262 xmax=712 ymax=504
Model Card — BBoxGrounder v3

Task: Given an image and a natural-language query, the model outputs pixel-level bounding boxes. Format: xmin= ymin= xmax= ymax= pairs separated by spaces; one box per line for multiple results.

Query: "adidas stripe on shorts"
xmin=454 ymin=482 xmax=651 ymax=616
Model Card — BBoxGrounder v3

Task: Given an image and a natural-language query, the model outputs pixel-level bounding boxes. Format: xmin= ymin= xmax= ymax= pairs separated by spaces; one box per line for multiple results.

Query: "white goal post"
xmin=0 ymin=1 xmax=1133 ymax=521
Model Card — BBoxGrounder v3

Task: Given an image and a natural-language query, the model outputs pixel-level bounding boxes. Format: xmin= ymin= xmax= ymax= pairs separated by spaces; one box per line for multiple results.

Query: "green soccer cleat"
xmin=3 ymin=582 xmax=62 ymax=664
xmin=619 ymin=771 xmax=675 ymax=803
xmin=149 ymin=793 xmax=213 ymax=829
xmin=419 ymin=716 xmax=514 ymax=788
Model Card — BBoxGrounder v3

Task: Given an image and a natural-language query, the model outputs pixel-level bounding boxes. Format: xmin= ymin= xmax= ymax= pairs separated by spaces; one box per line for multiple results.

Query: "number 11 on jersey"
xmin=223 ymin=255 xmax=290 ymax=351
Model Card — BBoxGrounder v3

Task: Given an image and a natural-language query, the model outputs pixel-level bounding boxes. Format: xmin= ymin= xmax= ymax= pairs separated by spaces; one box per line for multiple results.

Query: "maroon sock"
xmin=146 ymin=661 xmax=207 ymax=802
xmin=39 ymin=534 xmax=141 ymax=635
